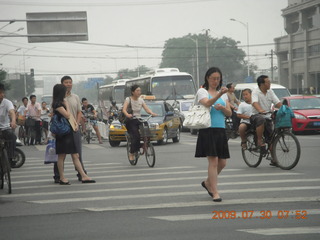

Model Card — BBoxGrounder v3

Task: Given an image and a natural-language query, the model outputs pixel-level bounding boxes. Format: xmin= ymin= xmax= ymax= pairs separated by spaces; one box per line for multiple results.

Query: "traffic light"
xmin=30 ymin=68 xmax=34 ymax=77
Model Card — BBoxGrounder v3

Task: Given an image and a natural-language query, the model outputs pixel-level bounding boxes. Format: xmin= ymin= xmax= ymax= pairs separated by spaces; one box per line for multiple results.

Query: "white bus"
xmin=98 ymin=79 xmax=129 ymax=121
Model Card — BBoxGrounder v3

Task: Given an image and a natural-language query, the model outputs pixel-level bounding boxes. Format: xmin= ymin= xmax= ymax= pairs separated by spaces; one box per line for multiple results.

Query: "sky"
xmin=0 ymin=0 xmax=288 ymax=82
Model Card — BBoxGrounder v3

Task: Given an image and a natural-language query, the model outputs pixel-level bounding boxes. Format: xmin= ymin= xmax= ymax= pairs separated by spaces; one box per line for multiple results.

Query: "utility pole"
xmin=205 ymin=29 xmax=210 ymax=69
xmin=271 ymin=49 xmax=274 ymax=81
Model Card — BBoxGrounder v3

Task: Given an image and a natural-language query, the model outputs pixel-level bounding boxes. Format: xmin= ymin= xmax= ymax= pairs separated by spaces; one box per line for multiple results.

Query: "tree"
xmin=117 ymin=65 xmax=151 ymax=79
xmin=0 ymin=69 xmax=9 ymax=90
xmin=160 ymin=34 xmax=255 ymax=86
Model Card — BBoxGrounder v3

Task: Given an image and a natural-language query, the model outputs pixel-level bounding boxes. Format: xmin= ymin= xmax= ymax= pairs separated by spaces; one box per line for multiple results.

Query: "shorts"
xmin=90 ymin=119 xmax=98 ymax=126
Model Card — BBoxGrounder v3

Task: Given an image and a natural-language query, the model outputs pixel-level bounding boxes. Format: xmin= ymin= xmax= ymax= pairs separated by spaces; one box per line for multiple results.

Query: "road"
xmin=0 ymin=132 xmax=320 ymax=240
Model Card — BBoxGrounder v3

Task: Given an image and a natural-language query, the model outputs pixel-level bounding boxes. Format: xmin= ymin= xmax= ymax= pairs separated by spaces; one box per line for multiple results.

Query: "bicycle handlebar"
xmin=131 ymin=115 xmax=153 ymax=122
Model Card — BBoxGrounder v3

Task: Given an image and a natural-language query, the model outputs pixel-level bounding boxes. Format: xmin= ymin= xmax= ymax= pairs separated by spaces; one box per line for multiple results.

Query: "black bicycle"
xmin=0 ymin=132 xmax=12 ymax=194
xmin=125 ymin=115 xmax=155 ymax=167
xmin=242 ymin=113 xmax=301 ymax=170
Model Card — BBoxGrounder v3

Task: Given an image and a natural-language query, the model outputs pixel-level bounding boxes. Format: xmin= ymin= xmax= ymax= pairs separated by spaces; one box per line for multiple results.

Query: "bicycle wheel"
xmin=145 ymin=141 xmax=155 ymax=167
xmin=86 ymin=130 xmax=91 ymax=144
xmin=272 ymin=131 xmax=300 ymax=170
xmin=242 ymin=132 xmax=263 ymax=168
xmin=18 ymin=126 xmax=24 ymax=140
xmin=11 ymin=148 xmax=26 ymax=168
xmin=126 ymin=134 xmax=138 ymax=165
xmin=0 ymin=149 xmax=12 ymax=194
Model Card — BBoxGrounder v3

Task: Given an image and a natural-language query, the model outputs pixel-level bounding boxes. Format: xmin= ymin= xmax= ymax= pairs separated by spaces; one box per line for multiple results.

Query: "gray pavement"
xmin=0 ymin=132 xmax=320 ymax=240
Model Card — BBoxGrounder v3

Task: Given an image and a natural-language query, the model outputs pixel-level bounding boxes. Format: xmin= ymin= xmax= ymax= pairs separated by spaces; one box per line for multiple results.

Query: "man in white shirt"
xmin=0 ymin=83 xmax=17 ymax=163
xmin=251 ymin=75 xmax=282 ymax=150
xmin=25 ymin=95 xmax=41 ymax=145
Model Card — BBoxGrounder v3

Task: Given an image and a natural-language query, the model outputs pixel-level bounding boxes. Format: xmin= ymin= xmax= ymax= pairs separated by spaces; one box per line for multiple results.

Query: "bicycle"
xmin=125 ymin=115 xmax=156 ymax=168
xmin=225 ymin=116 xmax=238 ymax=140
xmin=0 ymin=131 xmax=12 ymax=194
xmin=82 ymin=111 xmax=95 ymax=144
xmin=242 ymin=112 xmax=301 ymax=170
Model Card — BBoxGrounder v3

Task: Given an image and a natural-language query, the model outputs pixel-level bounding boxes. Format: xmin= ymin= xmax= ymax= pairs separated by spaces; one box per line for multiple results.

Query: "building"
xmin=275 ymin=0 xmax=320 ymax=94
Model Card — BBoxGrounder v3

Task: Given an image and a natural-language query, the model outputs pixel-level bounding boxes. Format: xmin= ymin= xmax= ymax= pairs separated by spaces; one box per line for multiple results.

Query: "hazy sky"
xmin=0 ymin=0 xmax=288 ymax=82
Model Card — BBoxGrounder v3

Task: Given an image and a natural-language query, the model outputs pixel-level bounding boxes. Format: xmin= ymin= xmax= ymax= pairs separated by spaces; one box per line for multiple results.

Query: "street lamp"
xmin=0 ymin=27 xmax=24 ymax=40
xmin=230 ymin=18 xmax=250 ymax=77
xmin=187 ymin=37 xmax=199 ymax=88
xmin=0 ymin=47 xmax=21 ymax=59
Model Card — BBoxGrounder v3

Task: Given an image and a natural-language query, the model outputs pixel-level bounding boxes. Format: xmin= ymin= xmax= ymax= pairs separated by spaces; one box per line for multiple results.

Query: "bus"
xmin=98 ymin=79 xmax=129 ymax=121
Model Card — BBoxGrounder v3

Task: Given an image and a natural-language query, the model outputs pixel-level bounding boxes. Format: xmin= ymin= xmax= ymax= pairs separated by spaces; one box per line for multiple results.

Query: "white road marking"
xmin=82 ymin=196 xmax=320 ymax=212
xmin=150 ymin=209 xmax=320 ymax=221
xmin=12 ymin=171 xmax=302 ymax=184
xmin=238 ymin=227 xmax=320 ymax=235
xmin=28 ymin=187 xmax=320 ymax=204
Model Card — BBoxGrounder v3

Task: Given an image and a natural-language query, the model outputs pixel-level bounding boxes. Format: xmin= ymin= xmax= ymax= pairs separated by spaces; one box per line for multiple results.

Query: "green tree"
xmin=0 ymin=69 xmax=10 ymax=90
xmin=117 ymin=65 xmax=151 ymax=79
xmin=160 ymin=34 xmax=254 ymax=86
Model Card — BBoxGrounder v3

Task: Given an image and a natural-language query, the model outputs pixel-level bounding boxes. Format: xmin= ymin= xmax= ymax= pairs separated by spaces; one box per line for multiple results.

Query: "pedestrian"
xmin=41 ymin=101 xmax=50 ymax=143
xmin=53 ymin=76 xmax=87 ymax=183
xmin=25 ymin=95 xmax=41 ymax=145
xmin=195 ymin=67 xmax=232 ymax=202
xmin=52 ymin=84 xmax=95 ymax=185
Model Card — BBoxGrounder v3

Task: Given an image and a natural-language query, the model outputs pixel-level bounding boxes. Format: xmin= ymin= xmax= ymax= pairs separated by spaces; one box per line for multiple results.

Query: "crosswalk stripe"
xmin=150 ymin=209 xmax=320 ymax=221
xmin=82 ymin=196 xmax=320 ymax=212
xmin=11 ymin=177 xmax=319 ymax=191
xmin=12 ymin=166 xmax=196 ymax=178
xmin=3 ymin=182 xmax=320 ymax=199
xmin=28 ymin=187 xmax=320 ymax=204
xmin=237 ymin=226 xmax=320 ymax=235
xmin=12 ymin=171 xmax=302 ymax=184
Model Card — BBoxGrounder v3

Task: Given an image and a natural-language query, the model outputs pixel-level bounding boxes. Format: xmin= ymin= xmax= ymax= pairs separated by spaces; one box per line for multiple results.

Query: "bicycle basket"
xmin=25 ymin=118 xmax=36 ymax=127
xmin=139 ymin=122 xmax=152 ymax=137
xmin=17 ymin=116 xmax=26 ymax=126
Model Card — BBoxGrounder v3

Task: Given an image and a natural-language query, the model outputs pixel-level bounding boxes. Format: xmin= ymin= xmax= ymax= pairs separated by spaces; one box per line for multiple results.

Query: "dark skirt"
xmin=56 ymin=131 xmax=77 ymax=154
xmin=195 ymin=128 xmax=230 ymax=159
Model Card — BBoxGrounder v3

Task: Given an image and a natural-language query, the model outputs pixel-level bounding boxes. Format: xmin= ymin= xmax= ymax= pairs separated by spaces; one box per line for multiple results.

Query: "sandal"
xmin=241 ymin=141 xmax=247 ymax=150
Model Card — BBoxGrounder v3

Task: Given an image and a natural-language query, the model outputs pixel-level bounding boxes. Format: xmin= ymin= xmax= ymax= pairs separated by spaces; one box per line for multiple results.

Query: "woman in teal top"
xmin=195 ymin=67 xmax=232 ymax=202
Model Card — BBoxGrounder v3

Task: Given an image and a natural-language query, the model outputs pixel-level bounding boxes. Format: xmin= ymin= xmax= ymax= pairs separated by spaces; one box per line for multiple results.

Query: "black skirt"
xmin=55 ymin=131 xmax=77 ymax=154
xmin=195 ymin=128 xmax=230 ymax=159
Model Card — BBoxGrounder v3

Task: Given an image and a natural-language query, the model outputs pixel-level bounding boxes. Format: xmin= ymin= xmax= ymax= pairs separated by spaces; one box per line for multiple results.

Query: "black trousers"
xmin=29 ymin=120 xmax=41 ymax=144
xmin=1 ymin=129 xmax=17 ymax=159
xmin=53 ymin=129 xmax=86 ymax=181
xmin=125 ymin=119 xmax=141 ymax=154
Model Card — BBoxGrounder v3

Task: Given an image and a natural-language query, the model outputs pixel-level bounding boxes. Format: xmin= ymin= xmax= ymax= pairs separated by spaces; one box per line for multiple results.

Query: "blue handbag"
xmin=50 ymin=114 xmax=71 ymax=136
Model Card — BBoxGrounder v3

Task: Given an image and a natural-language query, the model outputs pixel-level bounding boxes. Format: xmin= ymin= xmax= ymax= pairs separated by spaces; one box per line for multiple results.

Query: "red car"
xmin=282 ymin=96 xmax=320 ymax=133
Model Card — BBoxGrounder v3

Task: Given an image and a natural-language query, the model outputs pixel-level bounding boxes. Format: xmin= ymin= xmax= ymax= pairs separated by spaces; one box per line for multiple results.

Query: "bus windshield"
xmin=114 ymin=86 xmax=125 ymax=104
xmin=151 ymin=75 xmax=195 ymax=100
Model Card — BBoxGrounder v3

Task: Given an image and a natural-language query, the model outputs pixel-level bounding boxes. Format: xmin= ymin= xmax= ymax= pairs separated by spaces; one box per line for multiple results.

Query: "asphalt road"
xmin=0 ymin=131 xmax=320 ymax=240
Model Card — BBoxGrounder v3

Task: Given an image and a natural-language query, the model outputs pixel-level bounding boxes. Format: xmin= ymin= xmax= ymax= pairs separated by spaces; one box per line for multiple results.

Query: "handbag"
xmin=119 ymin=98 xmax=133 ymax=124
xmin=44 ymin=139 xmax=58 ymax=164
xmin=50 ymin=114 xmax=71 ymax=136
xmin=275 ymin=105 xmax=294 ymax=129
xmin=183 ymin=90 xmax=211 ymax=129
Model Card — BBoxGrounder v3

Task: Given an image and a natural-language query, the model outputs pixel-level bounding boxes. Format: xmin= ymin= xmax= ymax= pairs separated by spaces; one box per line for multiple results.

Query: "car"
xmin=282 ymin=96 xmax=320 ymax=133
xmin=171 ymin=99 xmax=194 ymax=131
xmin=108 ymin=100 xmax=182 ymax=147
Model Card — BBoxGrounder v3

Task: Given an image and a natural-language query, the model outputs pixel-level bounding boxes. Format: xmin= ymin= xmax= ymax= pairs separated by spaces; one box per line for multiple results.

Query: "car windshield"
xmin=273 ymin=89 xmax=291 ymax=99
xmin=181 ymin=102 xmax=192 ymax=111
xmin=151 ymin=76 xmax=196 ymax=100
xmin=290 ymin=98 xmax=320 ymax=110
xmin=141 ymin=104 xmax=164 ymax=117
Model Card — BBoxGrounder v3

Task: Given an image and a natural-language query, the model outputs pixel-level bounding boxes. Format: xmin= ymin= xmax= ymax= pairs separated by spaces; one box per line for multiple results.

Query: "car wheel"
xmin=190 ymin=129 xmax=198 ymax=135
xmin=172 ymin=127 xmax=180 ymax=143
xmin=109 ymin=140 xmax=120 ymax=147
xmin=157 ymin=127 xmax=168 ymax=145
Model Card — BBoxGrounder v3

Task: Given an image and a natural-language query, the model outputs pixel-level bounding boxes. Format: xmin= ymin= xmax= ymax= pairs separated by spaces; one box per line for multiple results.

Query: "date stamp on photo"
xmin=211 ymin=210 xmax=308 ymax=220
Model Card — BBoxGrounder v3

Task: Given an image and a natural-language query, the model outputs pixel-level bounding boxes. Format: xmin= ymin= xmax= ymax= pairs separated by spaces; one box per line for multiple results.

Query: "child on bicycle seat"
xmin=236 ymin=88 xmax=253 ymax=149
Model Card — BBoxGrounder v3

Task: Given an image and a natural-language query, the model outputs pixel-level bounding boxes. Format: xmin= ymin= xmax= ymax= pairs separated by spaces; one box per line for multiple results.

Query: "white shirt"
xmin=197 ymin=88 xmax=228 ymax=105
xmin=17 ymin=105 xmax=27 ymax=116
xmin=125 ymin=97 xmax=145 ymax=118
xmin=0 ymin=98 xmax=14 ymax=130
xmin=237 ymin=101 xmax=252 ymax=124
xmin=251 ymin=88 xmax=280 ymax=114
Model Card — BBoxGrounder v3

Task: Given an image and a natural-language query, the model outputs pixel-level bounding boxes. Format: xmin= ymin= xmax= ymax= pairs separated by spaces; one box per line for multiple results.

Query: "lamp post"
xmin=230 ymin=18 xmax=250 ymax=77
xmin=22 ymin=47 xmax=36 ymax=96
xmin=0 ymin=27 xmax=24 ymax=40
xmin=188 ymin=37 xmax=199 ymax=88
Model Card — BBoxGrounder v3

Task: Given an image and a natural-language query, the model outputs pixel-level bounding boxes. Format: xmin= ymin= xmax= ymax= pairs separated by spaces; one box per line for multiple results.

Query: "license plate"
xmin=313 ymin=122 xmax=320 ymax=126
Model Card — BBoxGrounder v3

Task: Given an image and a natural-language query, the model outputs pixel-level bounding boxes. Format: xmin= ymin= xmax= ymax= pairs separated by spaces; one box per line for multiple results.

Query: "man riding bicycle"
xmin=0 ymin=84 xmax=17 ymax=164
xmin=251 ymin=75 xmax=282 ymax=162
xmin=81 ymin=98 xmax=103 ymax=144
xmin=122 ymin=85 xmax=157 ymax=161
